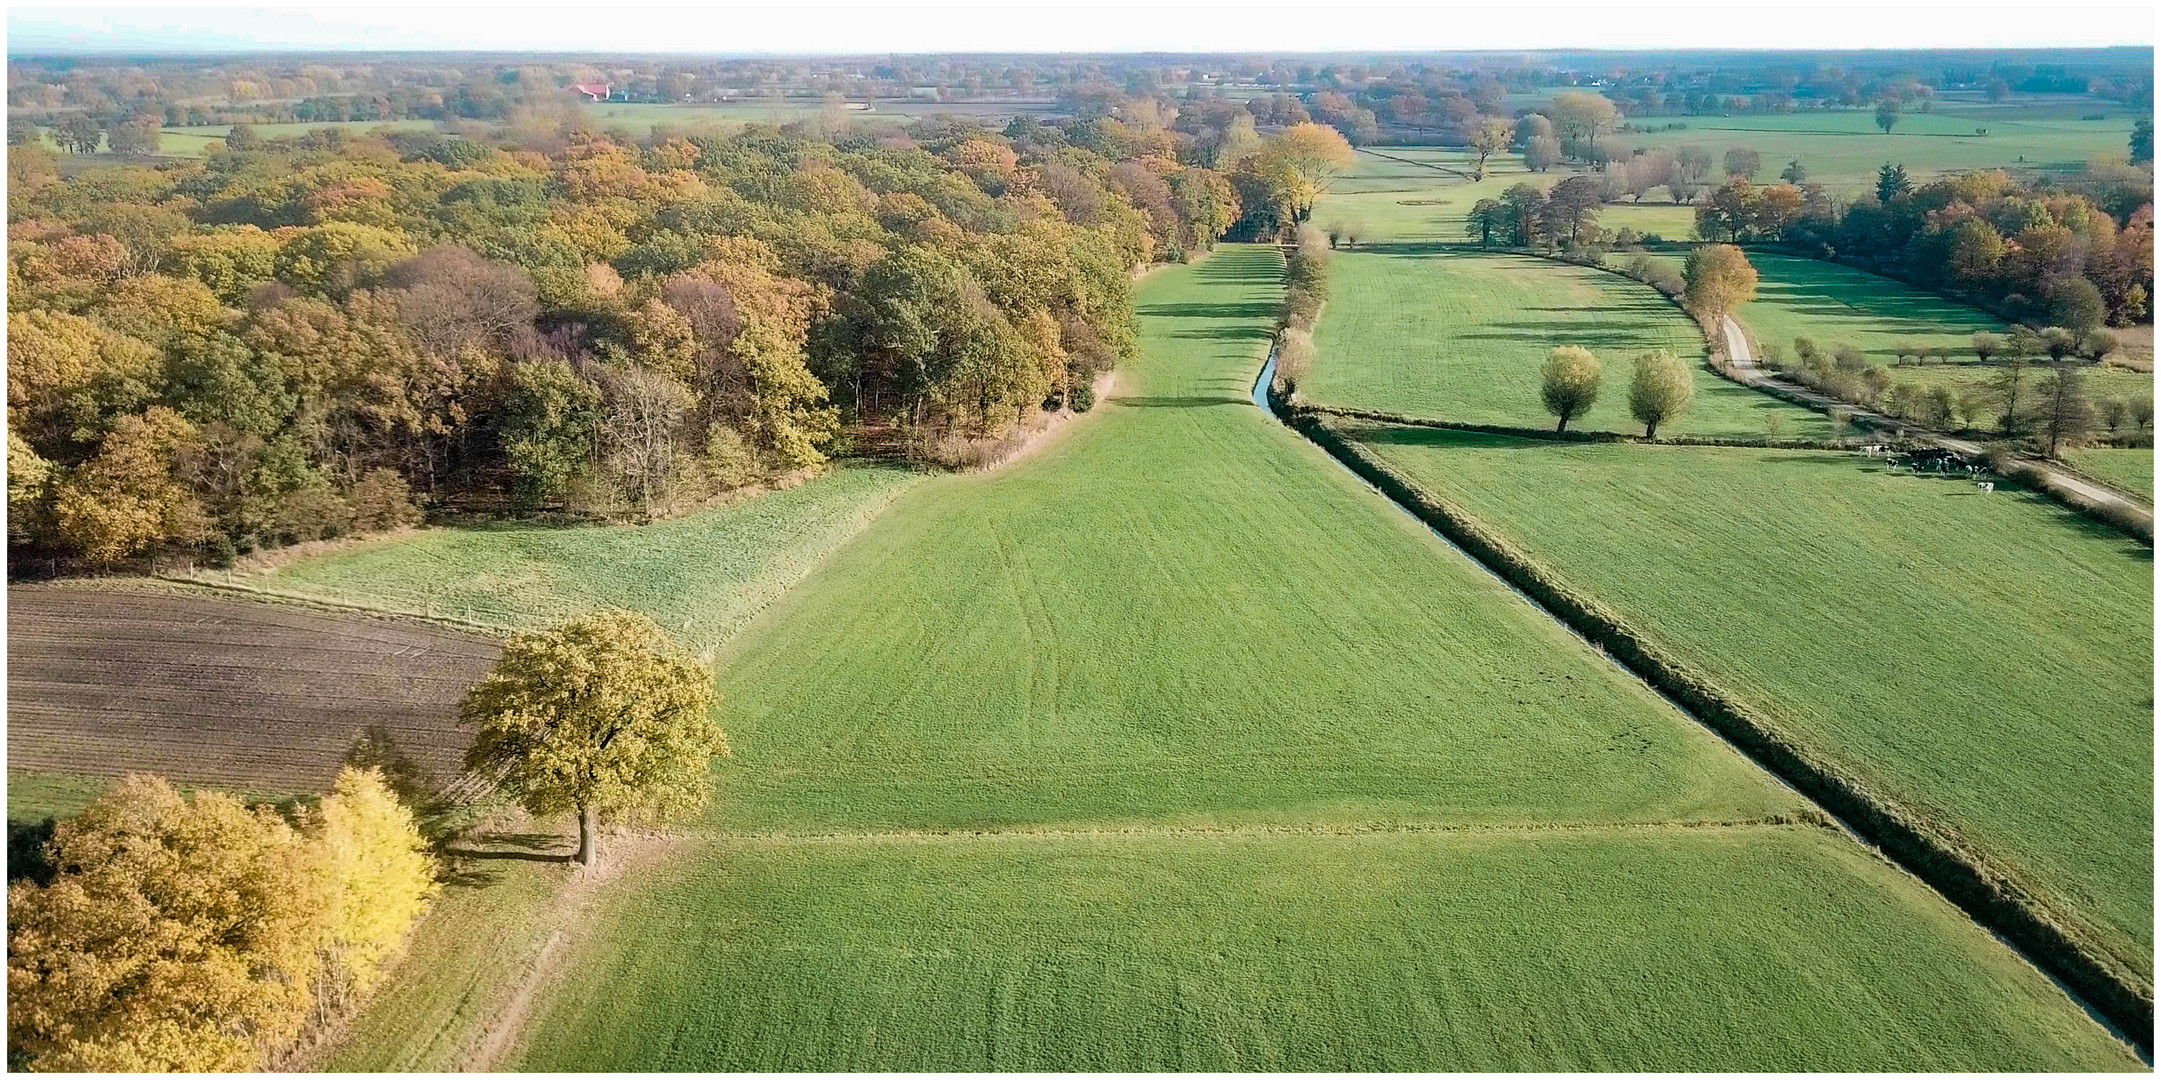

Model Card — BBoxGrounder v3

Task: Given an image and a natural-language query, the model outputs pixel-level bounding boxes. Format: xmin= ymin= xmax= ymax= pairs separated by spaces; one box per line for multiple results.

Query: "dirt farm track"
xmin=7 ymin=585 xmax=499 ymax=794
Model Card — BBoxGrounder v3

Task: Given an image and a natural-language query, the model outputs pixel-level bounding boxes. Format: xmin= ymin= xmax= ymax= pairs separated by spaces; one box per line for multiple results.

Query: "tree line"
xmin=8 ymin=768 xmax=436 ymax=1071
xmin=1771 ymin=165 xmax=2153 ymax=331
xmin=5 ymin=110 xmax=1357 ymax=570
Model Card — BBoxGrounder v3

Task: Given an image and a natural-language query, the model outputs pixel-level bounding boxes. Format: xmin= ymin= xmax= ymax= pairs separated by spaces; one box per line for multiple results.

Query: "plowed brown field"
xmin=8 ymin=585 xmax=499 ymax=793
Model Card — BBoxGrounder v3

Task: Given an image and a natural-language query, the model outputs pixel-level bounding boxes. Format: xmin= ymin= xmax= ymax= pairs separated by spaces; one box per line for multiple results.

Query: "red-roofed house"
xmin=571 ymin=83 xmax=612 ymax=102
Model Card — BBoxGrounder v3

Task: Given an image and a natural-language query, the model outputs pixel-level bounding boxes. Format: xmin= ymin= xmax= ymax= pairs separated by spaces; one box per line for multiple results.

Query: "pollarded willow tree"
xmin=461 ymin=610 xmax=729 ymax=867
xmin=1540 ymin=346 xmax=1603 ymax=433
xmin=1627 ymin=349 xmax=1696 ymax=438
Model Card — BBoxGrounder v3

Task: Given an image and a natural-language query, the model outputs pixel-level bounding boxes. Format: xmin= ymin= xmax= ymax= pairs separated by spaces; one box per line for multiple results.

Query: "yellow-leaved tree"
xmin=7 ymin=776 xmax=319 ymax=1072
xmin=1244 ymin=123 xmax=1358 ymax=228
xmin=1682 ymin=243 xmax=1760 ymax=321
xmin=306 ymin=767 xmax=440 ymax=1019
xmin=461 ymin=609 xmax=729 ymax=867
xmin=7 ymin=768 xmax=437 ymax=1072
xmin=1540 ymin=346 xmax=1604 ymax=433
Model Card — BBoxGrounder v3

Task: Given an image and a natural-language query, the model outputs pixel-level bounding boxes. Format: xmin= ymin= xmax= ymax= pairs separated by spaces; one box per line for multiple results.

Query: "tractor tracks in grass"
xmin=697 ymin=814 xmax=1827 ymax=850
xmin=1355 ymin=146 xmax=1477 ymax=181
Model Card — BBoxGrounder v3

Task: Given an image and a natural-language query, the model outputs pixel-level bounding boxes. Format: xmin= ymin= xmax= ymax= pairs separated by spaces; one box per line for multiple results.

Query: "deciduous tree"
xmin=1682 ymin=243 xmax=1758 ymax=319
xmin=1469 ymin=119 xmax=1512 ymax=181
xmin=460 ymin=610 xmax=727 ymax=867
xmin=7 ymin=776 xmax=319 ymax=1071
xmin=1542 ymin=91 xmax=1620 ymax=160
xmin=2032 ymin=363 xmax=2095 ymax=458
xmin=1540 ymin=345 xmax=1602 ymax=432
xmin=1627 ymin=349 xmax=1695 ymax=438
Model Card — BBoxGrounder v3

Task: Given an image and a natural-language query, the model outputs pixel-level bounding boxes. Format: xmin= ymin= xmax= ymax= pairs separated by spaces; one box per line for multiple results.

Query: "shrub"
xmin=1621 ymin=253 xmax=1684 ymax=296
xmin=273 ymin=483 xmax=355 ymax=545
xmin=1275 ymin=328 xmax=1317 ymax=389
xmin=1069 ymin=383 xmax=1095 ymax=413
xmin=348 ymin=469 xmax=422 ymax=532
xmin=704 ymin=421 xmax=763 ymax=490
xmin=1282 ymin=285 xmax=1323 ymax=330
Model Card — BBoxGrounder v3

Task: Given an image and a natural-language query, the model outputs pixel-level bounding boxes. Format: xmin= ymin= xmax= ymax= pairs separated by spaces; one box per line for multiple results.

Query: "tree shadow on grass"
xmin=1112 ymin=395 xmax=1241 ymax=409
xmin=1167 ymin=324 xmax=1276 ymax=342
xmin=1452 ymin=323 xmax=1682 ymax=352
xmin=440 ymin=831 xmax=574 ymax=885
xmin=1137 ymin=301 xmax=1279 ymax=322
xmin=1187 ymin=255 xmax=1284 ymax=287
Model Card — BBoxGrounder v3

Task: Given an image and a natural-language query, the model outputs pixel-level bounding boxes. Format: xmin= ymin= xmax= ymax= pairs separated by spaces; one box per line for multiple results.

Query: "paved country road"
xmin=1721 ymin=316 xmax=2154 ymax=518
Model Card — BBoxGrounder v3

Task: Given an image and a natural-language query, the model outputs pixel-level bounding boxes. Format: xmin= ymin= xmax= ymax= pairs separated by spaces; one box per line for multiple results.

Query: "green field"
xmin=1616 ymin=102 xmax=2141 ymax=193
xmin=325 ymin=839 xmax=566 ymax=1071
xmin=33 ymin=119 xmax=448 ymax=157
xmin=313 ymin=246 xmax=2136 ymax=1069
xmin=7 ymin=768 xmax=118 ymax=824
xmin=254 ymin=464 xmax=923 ymax=654
xmin=1321 ymin=150 xmax=1699 ymax=246
xmin=1323 ymin=100 xmax=2131 ymax=243
xmin=578 ymin=99 xmax=1052 ymax=132
xmin=2071 ymin=447 xmax=2157 ymax=501
xmin=1302 ymin=250 xmax=1829 ymax=438
xmin=1729 ymin=252 xmax=2016 ymax=361
xmin=1343 ymin=426 xmax=2155 ymax=981
xmin=1883 ymin=362 xmax=2155 ymax=419
xmin=1319 ymin=149 xmax=1533 ymax=244
xmin=512 ymin=828 xmax=2124 ymax=1071
xmin=1711 ymin=252 xmax=2155 ymax=412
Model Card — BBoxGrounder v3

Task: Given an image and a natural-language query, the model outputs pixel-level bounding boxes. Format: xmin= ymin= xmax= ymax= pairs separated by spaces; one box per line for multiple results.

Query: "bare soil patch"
xmin=7 ymin=583 xmax=499 ymax=793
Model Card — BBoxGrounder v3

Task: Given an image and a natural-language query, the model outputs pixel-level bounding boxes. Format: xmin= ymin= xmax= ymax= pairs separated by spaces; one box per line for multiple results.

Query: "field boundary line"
xmin=137 ymin=573 xmax=516 ymax=635
xmin=694 ymin=815 xmax=1825 ymax=847
xmin=1296 ymin=403 xmax=1859 ymax=451
xmin=1267 ymin=395 xmax=2153 ymax=1052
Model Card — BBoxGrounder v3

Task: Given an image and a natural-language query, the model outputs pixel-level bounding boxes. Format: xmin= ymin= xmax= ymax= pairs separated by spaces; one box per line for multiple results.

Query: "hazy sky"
xmin=8 ymin=2 xmax=2154 ymax=54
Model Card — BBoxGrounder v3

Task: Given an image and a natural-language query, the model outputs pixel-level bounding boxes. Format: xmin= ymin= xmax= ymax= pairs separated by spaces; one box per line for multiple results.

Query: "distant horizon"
xmin=9 ymin=45 xmax=2159 ymax=60
xmin=9 ymin=4 xmax=2155 ymax=56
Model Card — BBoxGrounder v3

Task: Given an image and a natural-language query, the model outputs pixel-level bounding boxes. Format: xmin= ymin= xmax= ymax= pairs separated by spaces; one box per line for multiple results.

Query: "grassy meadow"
xmin=1301 ymin=250 xmax=1829 ymax=438
xmin=1730 ymin=252 xmax=2015 ymax=361
xmin=1617 ymin=101 xmax=2143 ymax=194
xmin=1707 ymin=252 xmax=2156 ymax=410
xmin=253 ymin=464 xmax=923 ymax=653
xmin=512 ymin=828 xmax=2125 ymax=1071
xmin=7 ymin=768 xmax=119 ymax=824
xmin=2070 ymin=447 xmax=2157 ymax=501
xmin=316 ymin=247 xmax=2138 ymax=1069
xmin=324 ymin=843 xmax=565 ymax=1071
xmin=1344 ymin=426 xmax=2155 ymax=981
xmin=33 ymin=119 xmax=448 ymax=157
xmin=1321 ymin=96 xmax=2135 ymax=245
